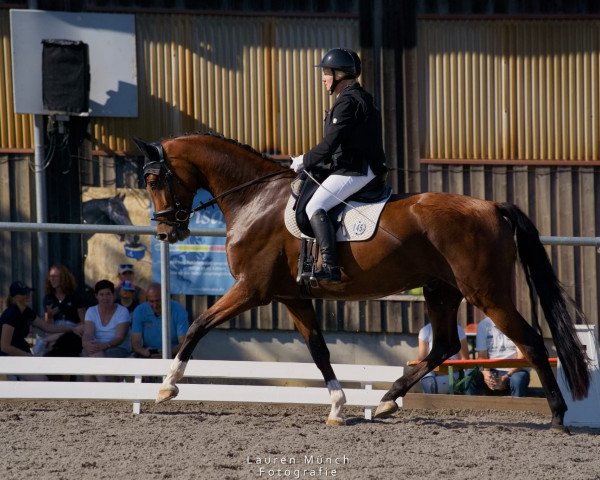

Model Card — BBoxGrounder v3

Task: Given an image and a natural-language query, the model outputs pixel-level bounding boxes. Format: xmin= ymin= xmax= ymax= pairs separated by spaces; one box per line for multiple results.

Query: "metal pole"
xmin=0 ymin=221 xmax=599 ymax=248
xmin=33 ymin=114 xmax=48 ymax=310
xmin=160 ymin=241 xmax=172 ymax=359
xmin=0 ymin=222 xmax=225 ymax=237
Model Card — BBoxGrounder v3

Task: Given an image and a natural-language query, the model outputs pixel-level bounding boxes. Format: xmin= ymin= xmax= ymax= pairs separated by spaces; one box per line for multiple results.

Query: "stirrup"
xmin=312 ymin=264 xmax=341 ymax=283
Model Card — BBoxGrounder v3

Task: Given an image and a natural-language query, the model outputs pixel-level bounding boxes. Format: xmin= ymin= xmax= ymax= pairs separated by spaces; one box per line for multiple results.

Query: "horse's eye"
xmin=148 ymin=180 xmax=159 ymax=189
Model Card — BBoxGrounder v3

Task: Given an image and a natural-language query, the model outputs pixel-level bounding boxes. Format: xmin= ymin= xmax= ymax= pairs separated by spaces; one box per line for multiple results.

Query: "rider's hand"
xmin=290 ymin=154 xmax=304 ymax=173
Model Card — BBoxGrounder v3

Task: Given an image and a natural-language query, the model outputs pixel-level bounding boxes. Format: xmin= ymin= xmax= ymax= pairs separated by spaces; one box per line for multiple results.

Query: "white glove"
xmin=290 ymin=154 xmax=305 ymax=173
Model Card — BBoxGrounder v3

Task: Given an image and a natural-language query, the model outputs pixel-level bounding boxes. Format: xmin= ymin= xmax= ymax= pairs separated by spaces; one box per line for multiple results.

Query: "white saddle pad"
xmin=284 ymin=190 xmax=392 ymax=242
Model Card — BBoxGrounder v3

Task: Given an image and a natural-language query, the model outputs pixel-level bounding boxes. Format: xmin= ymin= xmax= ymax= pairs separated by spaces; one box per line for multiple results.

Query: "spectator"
xmin=43 ymin=265 xmax=85 ymax=325
xmin=418 ymin=323 xmax=469 ymax=394
xmin=115 ymin=263 xmax=146 ymax=304
xmin=35 ymin=264 xmax=85 ymax=356
xmin=82 ymin=280 xmax=131 ymax=360
xmin=466 ymin=316 xmax=530 ymax=397
xmin=116 ymin=280 xmax=139 ymax=318
xmin=131 ymin=283 xmax=189 ymax=358
xmin=1 ymin=281 xmax=83 ymax=379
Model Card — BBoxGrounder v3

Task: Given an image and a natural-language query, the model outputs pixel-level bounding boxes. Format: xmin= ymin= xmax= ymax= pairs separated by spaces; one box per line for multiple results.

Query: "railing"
xmin=1 ymin=221 xmax=599 ymax=350
xmin=0 ymin=356 xmax=404 ymax=419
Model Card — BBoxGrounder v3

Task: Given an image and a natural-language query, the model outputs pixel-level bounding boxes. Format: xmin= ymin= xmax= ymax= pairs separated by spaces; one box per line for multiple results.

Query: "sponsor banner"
xmin=151 ymin=190 xmax=235 ymax=295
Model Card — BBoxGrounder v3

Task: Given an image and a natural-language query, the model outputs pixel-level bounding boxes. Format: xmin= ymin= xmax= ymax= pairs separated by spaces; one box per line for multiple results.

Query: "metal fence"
xmin=1 ymin=221 xmax=598 ymax=342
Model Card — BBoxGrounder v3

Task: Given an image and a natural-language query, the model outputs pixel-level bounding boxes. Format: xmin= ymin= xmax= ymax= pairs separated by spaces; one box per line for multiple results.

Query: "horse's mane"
xmin=174 ymin=130 xmax=280 ymax=165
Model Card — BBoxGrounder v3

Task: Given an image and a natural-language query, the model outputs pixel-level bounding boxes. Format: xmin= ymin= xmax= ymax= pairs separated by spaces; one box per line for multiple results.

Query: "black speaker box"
xmin=42 ymin=39 xmax=90 ymax=114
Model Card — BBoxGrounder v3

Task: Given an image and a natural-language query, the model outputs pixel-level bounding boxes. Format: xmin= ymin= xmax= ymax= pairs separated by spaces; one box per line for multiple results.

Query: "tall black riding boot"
xmin=309 ymin=209 xmax=341 ymax=283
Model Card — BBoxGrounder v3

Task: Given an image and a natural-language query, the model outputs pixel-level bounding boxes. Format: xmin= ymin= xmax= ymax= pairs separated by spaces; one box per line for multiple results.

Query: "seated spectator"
xmin=466 ymin=316 xmax=530 ymax=397
xmin=1 ymin=281 xmax=83 ymax=380
xmin=131 ymin=283 xmax=189 ymax=358
xmin=418 ymin=322 xmax=469 ymax=394
xmin=82 ymin=280 xmax=131 ymax=360
xmin=35 ymin=264 xmax=85 ymax=357
xmin=115 ymin=263 xmax=146 ymax=304
xmin=116 ymin=280 xmax=139 ymax=319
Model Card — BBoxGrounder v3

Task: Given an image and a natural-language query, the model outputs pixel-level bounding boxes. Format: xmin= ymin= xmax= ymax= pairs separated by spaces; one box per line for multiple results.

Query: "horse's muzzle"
xmin=156 ymin=224 xmax=190 ymax=244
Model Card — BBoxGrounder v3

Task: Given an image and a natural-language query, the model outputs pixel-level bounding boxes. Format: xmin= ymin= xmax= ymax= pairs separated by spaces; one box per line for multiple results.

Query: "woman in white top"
xmin=82 ymin=279 xmax=131 ymax=359
xmin=418 ymin=323 xmax=469 ymax=394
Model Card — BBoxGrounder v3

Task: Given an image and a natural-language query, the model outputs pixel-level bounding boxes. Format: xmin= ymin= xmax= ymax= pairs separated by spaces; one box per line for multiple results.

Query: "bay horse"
xmin=134 ymin=133 xmax=589 ymax=431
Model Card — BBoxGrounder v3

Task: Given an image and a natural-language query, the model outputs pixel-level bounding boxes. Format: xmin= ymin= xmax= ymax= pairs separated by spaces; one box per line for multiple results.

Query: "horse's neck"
xmin=204 ymin=149 xmax=273 ymax=194
xmin=194 ymin=141 xmax=283 ymax=218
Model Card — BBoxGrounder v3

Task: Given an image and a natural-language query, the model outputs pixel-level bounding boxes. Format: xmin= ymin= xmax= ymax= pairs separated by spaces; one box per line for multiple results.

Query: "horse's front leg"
xmin=156 ymin=282 xmax=260 ymax=403
xmin=284 ymin=299 xmax=346 ymax=426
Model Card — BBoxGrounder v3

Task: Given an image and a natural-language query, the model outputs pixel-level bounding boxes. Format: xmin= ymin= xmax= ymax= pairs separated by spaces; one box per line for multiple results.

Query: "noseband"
xmin=142 ymin=141 xmax=291 ymax=228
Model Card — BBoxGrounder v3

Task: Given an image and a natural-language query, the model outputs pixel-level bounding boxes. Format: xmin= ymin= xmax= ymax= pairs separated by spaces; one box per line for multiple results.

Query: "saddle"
xmin=285 ymin=168 xmax=392 ymax=240
xmin=284 ymin=168 xmax=392 ymax=294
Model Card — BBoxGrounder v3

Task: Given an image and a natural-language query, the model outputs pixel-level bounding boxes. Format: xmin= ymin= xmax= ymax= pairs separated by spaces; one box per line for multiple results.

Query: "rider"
xmin=290 ymin=48 xmax=387 ymax=283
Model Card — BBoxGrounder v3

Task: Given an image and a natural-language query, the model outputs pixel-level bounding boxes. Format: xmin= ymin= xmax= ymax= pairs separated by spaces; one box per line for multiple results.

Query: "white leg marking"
xmin=326 ymin=379 xmax=346 ymax=425
xmin=162 ymin=357 xmax=187 ymax=389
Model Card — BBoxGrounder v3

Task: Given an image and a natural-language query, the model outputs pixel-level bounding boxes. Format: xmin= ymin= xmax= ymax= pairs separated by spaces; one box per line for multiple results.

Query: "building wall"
xmin=1 ymin=11 xmax=358 ymax=155
xmin=0 ymin=10 xmax=597 ymax=334
xmin=415 ymin=19 xmax=600 ymax=332
xmin=418 ymin=20 xmax=600 ymax=161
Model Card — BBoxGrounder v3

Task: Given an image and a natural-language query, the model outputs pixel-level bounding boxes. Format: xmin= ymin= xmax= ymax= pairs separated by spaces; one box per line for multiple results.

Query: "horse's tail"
xmin=497 ymin=202 xmax=590 ymax=400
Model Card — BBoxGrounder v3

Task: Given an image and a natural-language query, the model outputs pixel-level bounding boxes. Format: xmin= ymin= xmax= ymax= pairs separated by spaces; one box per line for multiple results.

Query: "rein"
xmin=190 ymin=169 xmax=291 ymax=213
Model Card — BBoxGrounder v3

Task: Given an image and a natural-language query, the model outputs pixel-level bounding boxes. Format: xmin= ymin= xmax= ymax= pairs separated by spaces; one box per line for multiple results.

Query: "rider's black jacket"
xmin=302 ymin=83 xmax=387 ymax=176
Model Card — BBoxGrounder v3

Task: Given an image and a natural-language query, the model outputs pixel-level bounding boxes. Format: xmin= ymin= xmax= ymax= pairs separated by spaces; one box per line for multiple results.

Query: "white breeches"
xmin=305 ymin=166 xmax=376 ymax=219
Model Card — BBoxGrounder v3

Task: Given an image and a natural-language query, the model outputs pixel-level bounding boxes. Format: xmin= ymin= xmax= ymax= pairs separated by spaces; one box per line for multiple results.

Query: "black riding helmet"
xmin=315 ymin=48 xmax=361 ymax=94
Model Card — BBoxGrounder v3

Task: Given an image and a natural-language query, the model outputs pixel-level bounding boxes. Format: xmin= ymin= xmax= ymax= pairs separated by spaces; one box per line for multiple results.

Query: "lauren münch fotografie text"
xmin=247 ymin=455 xmax=350 ymax=478
xmin=247 ymin=455 xmax=350 ymax=466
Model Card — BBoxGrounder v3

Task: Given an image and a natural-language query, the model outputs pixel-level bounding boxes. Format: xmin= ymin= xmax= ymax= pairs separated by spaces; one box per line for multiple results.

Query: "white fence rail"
xmin=0 ymin=357 xmax=404 ymax=419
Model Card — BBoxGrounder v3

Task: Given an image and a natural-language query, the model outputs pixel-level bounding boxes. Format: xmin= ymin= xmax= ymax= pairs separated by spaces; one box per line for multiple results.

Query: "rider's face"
xmin=322 ymin=68 xmax=334 ymax=92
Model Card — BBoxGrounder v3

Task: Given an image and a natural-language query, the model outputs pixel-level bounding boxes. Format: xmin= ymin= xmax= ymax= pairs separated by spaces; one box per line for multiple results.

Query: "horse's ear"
xmin=132 ymin=136 xmax=152 ymax=157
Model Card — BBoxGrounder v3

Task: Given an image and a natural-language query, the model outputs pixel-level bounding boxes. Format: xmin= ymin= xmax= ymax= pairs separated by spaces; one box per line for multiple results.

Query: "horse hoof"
xmin=374 ymin=400 xmax=398 ymax=418
xmin=155 ymin=385 xmax=179 ymax=404
xmin=550 ymin=424 xmax=571 ymax=435
xmin=326 ymin=417 xmax=346 ymax=427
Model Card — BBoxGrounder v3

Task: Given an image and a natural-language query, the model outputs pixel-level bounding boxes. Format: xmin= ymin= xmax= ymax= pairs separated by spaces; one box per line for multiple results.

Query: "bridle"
xmin=142 ymin=141 xmax=291 ymax=227
xmin=142 ymin=142 xmax=196 ymax=226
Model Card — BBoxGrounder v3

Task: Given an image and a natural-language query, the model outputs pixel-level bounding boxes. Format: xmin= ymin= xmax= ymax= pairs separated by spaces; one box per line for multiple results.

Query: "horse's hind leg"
xmin=484 ymin=303 xmax=569 ymax=431
xmin=157 ymin=282 xmax=261 ymax=403
xmin=375 ymin=280 xmax=463 ymax=418
xmin=284 ymin=299 xmax=346 ymax=426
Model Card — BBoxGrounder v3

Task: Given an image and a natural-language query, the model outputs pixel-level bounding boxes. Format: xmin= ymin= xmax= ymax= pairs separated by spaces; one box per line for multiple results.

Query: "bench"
xmin=407 ymin=357 xmax=558 ymax=394
xmin=0 ymin=357 xmax=404 ymax=419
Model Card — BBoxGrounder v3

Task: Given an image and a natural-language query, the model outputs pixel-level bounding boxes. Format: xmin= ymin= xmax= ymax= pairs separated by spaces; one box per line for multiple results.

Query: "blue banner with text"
xmin=151 ymin=190 xmax=234 ymax=295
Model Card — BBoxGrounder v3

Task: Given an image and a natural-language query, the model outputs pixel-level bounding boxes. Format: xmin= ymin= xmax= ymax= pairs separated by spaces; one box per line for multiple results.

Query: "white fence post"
xmin=133 ymin=374 xmax=142 ymax=414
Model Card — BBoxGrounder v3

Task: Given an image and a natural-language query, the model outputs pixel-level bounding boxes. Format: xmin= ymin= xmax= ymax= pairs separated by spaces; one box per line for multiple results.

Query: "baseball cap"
xmin=118 ymin=263 xmax=134 ymax=274
xmin=121 ymin=280 xmax=136 ymax=292
xmin=10 ymin=281 xmax=34 ymax=296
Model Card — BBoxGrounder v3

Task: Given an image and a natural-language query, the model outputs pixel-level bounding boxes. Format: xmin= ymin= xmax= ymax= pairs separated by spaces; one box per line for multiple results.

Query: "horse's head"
xmin=106 ymin=194 xmax=140 ymax=244
xmin=134 ymin=137 xmax=197 ymax=244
